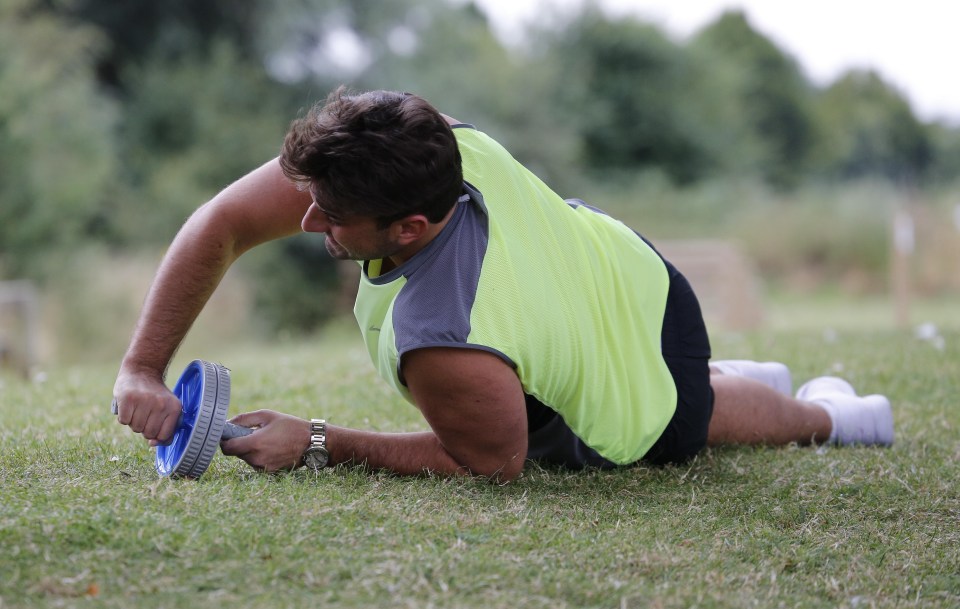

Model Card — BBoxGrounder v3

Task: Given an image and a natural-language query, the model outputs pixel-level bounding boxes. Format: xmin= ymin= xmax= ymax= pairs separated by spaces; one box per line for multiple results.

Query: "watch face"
xmin=304 ymin=447 xmax=329 ymax=470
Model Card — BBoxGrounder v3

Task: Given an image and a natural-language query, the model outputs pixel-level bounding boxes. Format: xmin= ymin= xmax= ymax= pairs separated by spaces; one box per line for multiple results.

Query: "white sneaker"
xmin=711 ymin=360 xmax=794 ymax=396
xmin=796 ymin=376 xmax=894 ymax=446
xmin=795 ymin=376 xmax=856 ymax=400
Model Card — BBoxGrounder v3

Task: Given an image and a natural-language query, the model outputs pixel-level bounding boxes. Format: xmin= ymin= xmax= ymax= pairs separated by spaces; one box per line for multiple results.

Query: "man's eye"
xmin=319 ymin=209 xmax=343 ymax=225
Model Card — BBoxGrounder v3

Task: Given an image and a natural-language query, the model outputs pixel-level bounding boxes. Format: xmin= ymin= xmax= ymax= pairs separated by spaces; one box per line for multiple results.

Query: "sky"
xmin=470 ymin=0 xmax=960 ymax=125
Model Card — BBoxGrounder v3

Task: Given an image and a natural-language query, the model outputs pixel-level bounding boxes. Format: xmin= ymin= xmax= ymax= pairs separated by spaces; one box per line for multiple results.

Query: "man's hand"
xmin=220 ymin=410 xmax=311 ymax=472
xmin=112 ymin=371 xmax=183 ymax=444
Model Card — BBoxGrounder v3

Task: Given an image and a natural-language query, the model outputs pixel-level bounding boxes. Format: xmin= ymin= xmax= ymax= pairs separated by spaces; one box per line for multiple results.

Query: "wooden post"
xmin=891 ymin=209 xmax=914 ymax=330
xmin=0 ymin=280 xmax=40 ymax=378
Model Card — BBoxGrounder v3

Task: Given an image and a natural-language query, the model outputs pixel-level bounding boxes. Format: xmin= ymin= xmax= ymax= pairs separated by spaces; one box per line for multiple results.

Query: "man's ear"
xmin=392 ymin=214 xmax=430 ymax=246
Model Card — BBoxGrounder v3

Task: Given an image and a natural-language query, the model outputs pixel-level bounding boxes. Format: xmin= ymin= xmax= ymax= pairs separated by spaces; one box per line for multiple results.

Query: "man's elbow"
xmin=472 ymin=451 xmax=525 ymax=483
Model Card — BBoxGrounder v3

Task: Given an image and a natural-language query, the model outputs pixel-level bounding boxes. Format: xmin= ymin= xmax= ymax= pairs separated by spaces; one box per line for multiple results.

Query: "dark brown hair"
xmin=280 ymin=87 xmax=463 ymax=228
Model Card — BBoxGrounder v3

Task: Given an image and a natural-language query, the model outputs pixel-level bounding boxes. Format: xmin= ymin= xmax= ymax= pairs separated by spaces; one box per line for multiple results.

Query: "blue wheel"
xmin=156 ymin=360 xmax=231 ymax=478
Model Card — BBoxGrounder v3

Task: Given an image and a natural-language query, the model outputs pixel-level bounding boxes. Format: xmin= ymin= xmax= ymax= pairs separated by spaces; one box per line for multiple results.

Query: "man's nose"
xmin=301 ymin=204 xmax=329 ymax=233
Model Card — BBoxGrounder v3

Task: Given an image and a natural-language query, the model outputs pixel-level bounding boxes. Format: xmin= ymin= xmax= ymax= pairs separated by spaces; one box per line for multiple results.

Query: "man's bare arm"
xmin=113 ymin=158 xmax=312 ymax=442
xmin=404 ymin=347 xmax=528 ymax=480
xmin=221 ymin=348 xmax=529 ymax=481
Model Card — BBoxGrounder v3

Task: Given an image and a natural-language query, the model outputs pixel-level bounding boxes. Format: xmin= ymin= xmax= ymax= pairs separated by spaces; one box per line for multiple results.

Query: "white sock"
xmin=710 ymin=360 xmax=793 ymax=396
xmin=795 ymin=376 xmax=894 ymax=446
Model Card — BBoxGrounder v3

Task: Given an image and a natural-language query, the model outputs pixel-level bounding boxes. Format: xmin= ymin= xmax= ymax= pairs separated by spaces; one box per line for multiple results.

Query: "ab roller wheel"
xmin=157 ymin=360 xmax=253 ymax=478
xmin=112 ymin=359 xmax=252 ymax=478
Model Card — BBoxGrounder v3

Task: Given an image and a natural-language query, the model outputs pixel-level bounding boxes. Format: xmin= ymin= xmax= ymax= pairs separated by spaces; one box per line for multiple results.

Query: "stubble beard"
xmin=323 ymin=232 xmax=399 ymax=262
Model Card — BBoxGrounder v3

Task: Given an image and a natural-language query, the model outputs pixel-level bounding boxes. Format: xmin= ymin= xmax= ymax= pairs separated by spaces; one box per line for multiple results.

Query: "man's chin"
xmin=324 ymin=239 xmax=352 ymax=260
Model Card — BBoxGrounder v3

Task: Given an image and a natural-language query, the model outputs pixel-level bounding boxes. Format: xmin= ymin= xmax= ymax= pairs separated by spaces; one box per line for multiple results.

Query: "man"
xmin=112 ymin=88 xmax=894 ymax=481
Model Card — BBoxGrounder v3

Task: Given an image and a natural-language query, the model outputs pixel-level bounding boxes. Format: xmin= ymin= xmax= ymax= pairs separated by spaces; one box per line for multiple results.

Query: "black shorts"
xmin=642 ymin=258 xmax=714 ymax=464
xmin=525 ymin=257 xmax=714 ymax=468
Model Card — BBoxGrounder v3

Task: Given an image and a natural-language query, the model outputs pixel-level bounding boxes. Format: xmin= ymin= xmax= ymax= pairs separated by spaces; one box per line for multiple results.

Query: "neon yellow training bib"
xmin=354 ymin=126 xmax=676 ymax=464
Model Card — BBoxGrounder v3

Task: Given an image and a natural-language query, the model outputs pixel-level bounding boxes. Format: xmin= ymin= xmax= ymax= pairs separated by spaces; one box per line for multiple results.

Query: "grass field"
xmin=1 ymin=323 xmax=958 ymax=608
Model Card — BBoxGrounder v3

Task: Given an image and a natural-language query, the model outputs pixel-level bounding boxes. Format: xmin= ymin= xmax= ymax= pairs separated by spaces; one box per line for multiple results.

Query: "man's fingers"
xmin=157 ymin=409 xmax=181 ymax=444
xmin=116 ymin=400 xmax=133 ymax=426
xmin=219 ymin=435 xmax=248 ymax=456
xmin=220 ymin=411 xmax=307 ymax=472
xmin=220 ymin=413 xmax=264 ymax=456
xmin=220 ymin=426 xmax=260 ymax=458
xmin=118 ymin=395 xmax=182 ymax=441
xmin=228 ymin=410 xmax=272 ymax=429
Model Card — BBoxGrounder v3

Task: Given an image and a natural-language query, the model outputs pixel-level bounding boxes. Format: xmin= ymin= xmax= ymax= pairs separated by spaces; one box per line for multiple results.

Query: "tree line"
xmin=2 ymin=0 xmax=958 ymax=331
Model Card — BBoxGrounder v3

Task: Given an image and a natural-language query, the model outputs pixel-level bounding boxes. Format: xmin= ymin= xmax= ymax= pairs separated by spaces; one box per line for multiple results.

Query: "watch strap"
xmin=309 ymin=418 xmax=327 ymax=451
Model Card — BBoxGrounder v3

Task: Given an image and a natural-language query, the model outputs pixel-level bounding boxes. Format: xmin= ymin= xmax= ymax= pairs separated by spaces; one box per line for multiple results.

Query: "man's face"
xmin=301 ymin=201 xmax=399 ymax=261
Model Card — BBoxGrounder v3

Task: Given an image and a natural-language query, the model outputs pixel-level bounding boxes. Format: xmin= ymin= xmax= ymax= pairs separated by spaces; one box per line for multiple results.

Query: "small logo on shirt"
xmin=368 ymin=326 xmax=381 ymax=333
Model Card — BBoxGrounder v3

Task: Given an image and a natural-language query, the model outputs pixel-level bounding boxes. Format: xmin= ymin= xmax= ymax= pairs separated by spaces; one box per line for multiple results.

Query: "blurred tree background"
xmin=2 ymin=0 xmax=959 ymax=363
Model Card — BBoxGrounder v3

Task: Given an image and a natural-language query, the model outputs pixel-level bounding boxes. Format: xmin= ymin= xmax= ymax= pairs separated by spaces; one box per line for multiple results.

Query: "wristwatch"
xmin=302 ymin=418 xmax=330 ymax=471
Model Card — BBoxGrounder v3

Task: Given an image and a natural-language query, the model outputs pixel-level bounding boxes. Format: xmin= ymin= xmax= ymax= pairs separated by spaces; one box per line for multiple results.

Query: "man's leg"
xmin=707 ymin=374 xmax=831 ymax=445
xmin=708 ymin=374 xmax=894 ymax=447
xmin=710 ymin=359 xmax=793 ymax=395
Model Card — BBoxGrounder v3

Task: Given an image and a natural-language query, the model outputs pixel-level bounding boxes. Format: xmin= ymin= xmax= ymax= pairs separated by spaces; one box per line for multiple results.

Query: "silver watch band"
xmin=310 ymin=418 xmax=327 ymax=450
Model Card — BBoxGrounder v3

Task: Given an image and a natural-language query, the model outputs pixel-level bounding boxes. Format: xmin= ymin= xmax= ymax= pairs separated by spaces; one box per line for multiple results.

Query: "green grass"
xmin=2 ymin=324 xmax=959 ymax=608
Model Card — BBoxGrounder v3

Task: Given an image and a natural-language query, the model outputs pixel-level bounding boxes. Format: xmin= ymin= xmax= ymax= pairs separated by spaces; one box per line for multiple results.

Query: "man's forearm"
xmin=222 ymin=415 xmax=481 ymax=477
xmin=326 ymin=426 xmax=475 ymax=477
xmin=119 ymin=205 xmax=239 ymax=378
